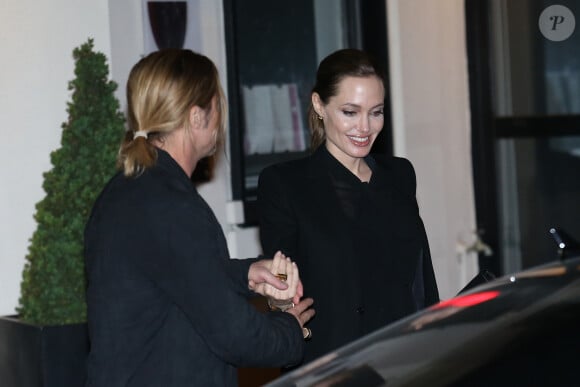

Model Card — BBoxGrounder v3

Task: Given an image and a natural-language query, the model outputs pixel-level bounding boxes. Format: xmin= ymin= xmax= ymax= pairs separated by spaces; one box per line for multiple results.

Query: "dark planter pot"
xmin=0 ymin=315 xmax=88 ymax=387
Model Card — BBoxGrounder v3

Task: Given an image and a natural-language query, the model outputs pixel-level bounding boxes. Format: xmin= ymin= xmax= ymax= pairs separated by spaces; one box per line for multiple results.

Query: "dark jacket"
xmin=84 ymin=149 xmax=303 ymax=387
xmin=258 ymin=145 xmax=439 ymax=364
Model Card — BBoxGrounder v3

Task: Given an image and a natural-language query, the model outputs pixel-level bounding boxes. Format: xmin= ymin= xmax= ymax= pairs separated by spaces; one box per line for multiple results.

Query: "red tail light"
xmin=431 ymin=291 xmax=500 ymax=310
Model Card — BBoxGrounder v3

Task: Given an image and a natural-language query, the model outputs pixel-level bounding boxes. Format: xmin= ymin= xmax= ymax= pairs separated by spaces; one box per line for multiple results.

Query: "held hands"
xmin=248 ymin=251 xmax=302 ymax=304
xmin=268 ymin=256 xmax=315 ymax=339
xmin=265 ymin=251 xmax=301 ymax=307
xmin=248 ymin=251 xmax=315 ymax=340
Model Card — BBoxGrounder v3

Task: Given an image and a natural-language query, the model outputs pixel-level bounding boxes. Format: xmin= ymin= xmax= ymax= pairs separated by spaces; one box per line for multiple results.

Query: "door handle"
xmin=458 ymin=229 xmax=493 ymax=256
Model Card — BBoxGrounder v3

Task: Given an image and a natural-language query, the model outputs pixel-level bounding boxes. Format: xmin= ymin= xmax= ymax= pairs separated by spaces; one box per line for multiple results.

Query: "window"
xmin=466 ymin=0 xmax=580 ymax=275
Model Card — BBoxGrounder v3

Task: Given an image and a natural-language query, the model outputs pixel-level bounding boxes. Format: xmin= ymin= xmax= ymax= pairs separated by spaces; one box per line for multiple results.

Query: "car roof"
xmin=266 ymin=255 xmax=580 ymax=387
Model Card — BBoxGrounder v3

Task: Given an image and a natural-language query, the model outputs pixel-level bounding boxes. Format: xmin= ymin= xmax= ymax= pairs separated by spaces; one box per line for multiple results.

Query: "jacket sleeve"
xmin=226 ymin=256 xmax=261 ymax=298
xmin=257 ymin=165 xmax=299 ymax=259
xmin=394 ymin=157 xmax=440 ymax=307
xmin=417 ymin=219 xmax=440 ymax=307
xmin=135 ymin=199 xmax=304 ymax=368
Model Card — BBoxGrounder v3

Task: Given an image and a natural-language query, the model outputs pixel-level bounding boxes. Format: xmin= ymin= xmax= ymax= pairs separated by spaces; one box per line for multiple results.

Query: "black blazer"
xmin=258 ymin=146 xmax=439 ymax=363
xmin=84 ymin=149 xmax=303 ymax=387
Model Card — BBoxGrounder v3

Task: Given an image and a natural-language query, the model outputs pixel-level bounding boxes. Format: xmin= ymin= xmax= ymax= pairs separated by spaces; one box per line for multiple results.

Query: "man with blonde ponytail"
xmin=84 ymin=49 xmax=315 ymax=387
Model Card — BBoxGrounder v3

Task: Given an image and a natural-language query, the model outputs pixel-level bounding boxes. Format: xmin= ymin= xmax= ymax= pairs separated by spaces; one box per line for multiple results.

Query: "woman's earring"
xmin=317 ymin=114 xmax=323 ymax=120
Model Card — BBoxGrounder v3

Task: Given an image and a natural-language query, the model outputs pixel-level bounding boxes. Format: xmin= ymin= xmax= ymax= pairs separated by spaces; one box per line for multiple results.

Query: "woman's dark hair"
xmin=308 ymin=48 xmax=386 ymax=149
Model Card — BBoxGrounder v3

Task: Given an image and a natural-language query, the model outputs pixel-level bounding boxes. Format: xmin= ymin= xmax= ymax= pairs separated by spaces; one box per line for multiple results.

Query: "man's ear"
xmin=189 ymin=105 xmax=204 ymax=129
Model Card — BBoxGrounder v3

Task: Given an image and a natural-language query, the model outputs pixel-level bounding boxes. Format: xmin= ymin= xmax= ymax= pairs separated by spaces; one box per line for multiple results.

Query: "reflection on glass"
xmin=497 ymin=136 xmax=580 ymax=270
xmin=242 ymin=83 xmax=307 ymax=156
xmin=492 ymin=0 xmax=580 ymax=116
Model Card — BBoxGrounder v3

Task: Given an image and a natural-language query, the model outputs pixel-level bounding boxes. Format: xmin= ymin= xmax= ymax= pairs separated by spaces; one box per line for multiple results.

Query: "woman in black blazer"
xmin=258 ymin=49 xmax=439 ymax=365
xmin=84 ymin=49 xmax=314 ymax=386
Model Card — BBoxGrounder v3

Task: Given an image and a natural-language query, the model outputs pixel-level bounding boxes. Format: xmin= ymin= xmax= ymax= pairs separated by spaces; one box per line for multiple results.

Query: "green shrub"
xmin=18 ymin=39 xmax=125 ymax=325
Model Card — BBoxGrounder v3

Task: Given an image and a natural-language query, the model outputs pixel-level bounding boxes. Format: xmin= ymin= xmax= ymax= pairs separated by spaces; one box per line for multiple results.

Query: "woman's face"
xmin=314 ymin=75 xmax=384 ymax=164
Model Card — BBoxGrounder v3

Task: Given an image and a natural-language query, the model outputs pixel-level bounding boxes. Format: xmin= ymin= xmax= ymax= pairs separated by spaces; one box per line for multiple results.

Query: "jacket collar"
xmin=306 ymin=145 xmax=387 ymax=187
xmin=155 ymin=147 xmax=197 ymax=192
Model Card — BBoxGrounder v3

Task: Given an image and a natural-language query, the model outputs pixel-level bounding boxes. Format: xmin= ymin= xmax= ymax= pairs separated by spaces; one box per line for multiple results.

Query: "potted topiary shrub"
xmin=0 ymin=38 xmax=125 ymax=387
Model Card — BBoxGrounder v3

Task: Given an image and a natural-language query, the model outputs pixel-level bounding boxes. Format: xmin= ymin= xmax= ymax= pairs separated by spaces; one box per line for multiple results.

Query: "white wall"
xmin=388 ymin=0 xmax=478 ymax=298
xmin=0 ymin=0 xmax=475 ymax=316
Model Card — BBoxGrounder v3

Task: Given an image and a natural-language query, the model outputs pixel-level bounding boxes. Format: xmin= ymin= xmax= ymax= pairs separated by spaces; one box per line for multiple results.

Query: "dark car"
xmin=266 ymin=229 xmax=580 ymax=387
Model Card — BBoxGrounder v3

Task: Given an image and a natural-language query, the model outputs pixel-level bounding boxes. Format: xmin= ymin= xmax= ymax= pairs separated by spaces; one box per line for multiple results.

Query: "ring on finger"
xmin=302 ymin=327 xmax=312 ymax=340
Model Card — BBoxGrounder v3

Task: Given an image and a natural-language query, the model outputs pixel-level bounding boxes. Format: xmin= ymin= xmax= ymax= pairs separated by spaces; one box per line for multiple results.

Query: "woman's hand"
xmin=248 ymin=251 xmax=303 ymax=304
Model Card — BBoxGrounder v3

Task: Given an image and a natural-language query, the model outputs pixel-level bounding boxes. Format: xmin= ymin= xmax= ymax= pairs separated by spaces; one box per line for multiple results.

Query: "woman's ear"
xmin=311 ymin=93 xmax=323 ymax=117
